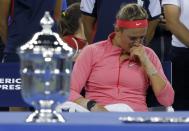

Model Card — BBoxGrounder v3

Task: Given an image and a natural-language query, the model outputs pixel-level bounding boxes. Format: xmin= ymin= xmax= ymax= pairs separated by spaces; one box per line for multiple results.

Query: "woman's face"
xmin=117 ymin=27 xmax=147 ymax=53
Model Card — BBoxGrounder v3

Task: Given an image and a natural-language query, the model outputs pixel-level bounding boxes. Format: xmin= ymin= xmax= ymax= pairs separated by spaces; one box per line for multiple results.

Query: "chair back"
xmin=162 ymin=61 xmax=172 ymax=84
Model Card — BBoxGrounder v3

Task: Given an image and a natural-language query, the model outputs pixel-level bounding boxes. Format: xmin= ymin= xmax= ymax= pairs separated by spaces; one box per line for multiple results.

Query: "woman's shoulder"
xmin=144 ymin=46 xmax=157 ymax=56
xmin=144 ymin=46 xmax=160 ymax=64
xmin=80 ymin=40 xmax=108 ymax=62
xmin=144 ymin=46 xmax=160 ymax=60
xmin=85 ymin=40 xmax=108 ymax=51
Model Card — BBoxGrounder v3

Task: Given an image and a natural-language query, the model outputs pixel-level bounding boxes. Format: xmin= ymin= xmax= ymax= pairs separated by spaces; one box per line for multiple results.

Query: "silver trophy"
xmin=18 ymin=12 xmax=76 ymax=123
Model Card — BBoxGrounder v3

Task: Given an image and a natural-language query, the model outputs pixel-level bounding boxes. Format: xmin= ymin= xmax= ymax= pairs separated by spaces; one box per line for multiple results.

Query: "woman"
xmin=69 ymin=4 xmax=174 ymax=112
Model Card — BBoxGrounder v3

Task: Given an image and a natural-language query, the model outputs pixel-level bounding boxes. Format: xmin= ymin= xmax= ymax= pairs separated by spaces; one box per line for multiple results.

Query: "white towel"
xmin=56 ymin=101 xmax=134 ymax=112
xmin=105 ymin=103 xmax=134 ymax=112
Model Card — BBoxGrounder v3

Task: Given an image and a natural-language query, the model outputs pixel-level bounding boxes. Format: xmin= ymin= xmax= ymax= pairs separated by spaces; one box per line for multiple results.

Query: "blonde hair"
xmin=116 ymin=3 xmax=148 ymax=20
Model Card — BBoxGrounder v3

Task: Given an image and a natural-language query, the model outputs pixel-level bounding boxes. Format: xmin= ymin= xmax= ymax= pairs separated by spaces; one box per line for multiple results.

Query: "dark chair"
xmin=162 ymin=61 xmax=172 ymax=84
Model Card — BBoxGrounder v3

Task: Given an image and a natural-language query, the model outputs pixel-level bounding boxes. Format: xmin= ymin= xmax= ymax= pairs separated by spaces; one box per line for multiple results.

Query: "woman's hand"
xmin=90 ymin=104 xmax=108 ymax=112
xmin=129 ymin=43 xmax=158 ymax=77
xmin=129 ymin=43 xmax=149 ymax=66
xmin=74 ymin=97 xmax=108 ymax=112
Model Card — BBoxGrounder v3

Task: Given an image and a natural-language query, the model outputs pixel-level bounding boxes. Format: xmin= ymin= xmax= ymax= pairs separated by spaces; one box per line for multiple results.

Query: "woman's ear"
xmin=114 ymin=25 xmax=120 ymax=32
xmin=114 ymin=26 xmax=123 ymax=38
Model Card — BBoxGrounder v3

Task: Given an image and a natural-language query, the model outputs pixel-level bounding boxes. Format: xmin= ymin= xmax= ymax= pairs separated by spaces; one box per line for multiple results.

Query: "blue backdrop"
xmin=0 ymin=63 xmax=28 ymax=107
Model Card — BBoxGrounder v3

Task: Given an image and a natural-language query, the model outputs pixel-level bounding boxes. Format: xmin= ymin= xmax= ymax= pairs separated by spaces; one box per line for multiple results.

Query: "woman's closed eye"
xmin=129 ymin=36 xmax=145 ymax=43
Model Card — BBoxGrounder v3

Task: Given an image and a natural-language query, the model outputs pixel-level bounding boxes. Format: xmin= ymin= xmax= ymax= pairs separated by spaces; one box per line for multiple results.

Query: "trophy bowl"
xmin=18 ymin=12 xmax=76 ymax=123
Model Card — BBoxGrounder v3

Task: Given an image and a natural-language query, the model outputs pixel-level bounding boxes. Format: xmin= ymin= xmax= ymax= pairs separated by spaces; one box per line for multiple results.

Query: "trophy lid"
xmin=18 ymin=11 xmax=74 ymax=61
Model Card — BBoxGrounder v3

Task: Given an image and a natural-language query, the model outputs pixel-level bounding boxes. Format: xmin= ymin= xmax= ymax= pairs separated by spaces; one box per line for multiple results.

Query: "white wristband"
xmin=147 ymin=69 xmax=158 ymax=76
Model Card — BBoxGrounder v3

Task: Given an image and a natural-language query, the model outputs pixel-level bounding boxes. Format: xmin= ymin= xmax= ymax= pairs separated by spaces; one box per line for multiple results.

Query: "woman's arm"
xmin=73 ymin=97 xmax=107 ymax=112
xmin=130 ymin=45 xmax=174 ymax=106
xmin=0 ymin=0 xmax=11 ymax=44
xmin=143 ymin=50 xmax=174 ymax=106
xmin=80 ymin=0 xmax=97 ymax=44
xmin=81 ymin=14 xmax=96 ymax=44
xmin=69 ymin=45 xmax=108 ymax=111
xmin=53 ymin=0 xmax=63 ymax=21
xmin=164 ymin=4 xmax=189 ymax=47
xmin=145 ymin=19 xmax=160 ymax=45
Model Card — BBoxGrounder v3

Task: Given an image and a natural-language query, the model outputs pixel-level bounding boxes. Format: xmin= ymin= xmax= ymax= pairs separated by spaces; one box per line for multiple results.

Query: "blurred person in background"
xmin=80 ymin=0 xmax=161 ymax=45
xmin=162 ymin=0 xmax=189 ymax=110
xmin=0 ymin=0 xmax=62 ymax=63
xmin=59 ymin=2 xmax=87 ymax=60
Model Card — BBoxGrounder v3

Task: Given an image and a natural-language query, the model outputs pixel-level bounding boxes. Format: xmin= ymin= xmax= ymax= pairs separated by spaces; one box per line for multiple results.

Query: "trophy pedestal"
xmin=26 ymin=100 xmax=65 ymax=123
xmin=26 ymin=110 xmax=65 ymax=123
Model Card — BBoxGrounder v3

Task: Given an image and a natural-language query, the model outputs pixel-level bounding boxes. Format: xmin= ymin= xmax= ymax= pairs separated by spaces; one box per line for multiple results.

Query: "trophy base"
xmin=26 ymin=110 xmax=65 ymax=123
